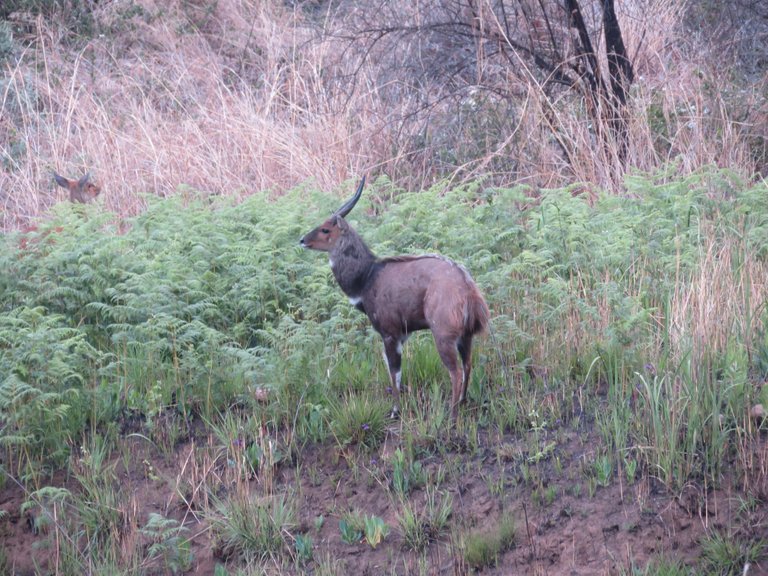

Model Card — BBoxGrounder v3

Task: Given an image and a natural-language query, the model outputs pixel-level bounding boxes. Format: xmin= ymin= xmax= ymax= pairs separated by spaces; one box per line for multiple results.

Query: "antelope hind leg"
xmin=435 ymin=336 xmax=464 ymax=418
xmin=457 ymin=335 xmax=474 ymax=407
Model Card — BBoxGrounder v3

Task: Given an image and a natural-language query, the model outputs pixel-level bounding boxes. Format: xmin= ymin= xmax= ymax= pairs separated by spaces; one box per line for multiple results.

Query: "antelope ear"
xmin=53 ymin=173 xmax=69 ymax=188
xmin=333 ymin=215 xmax=349 ymax=231
xmin=78 ymin=173 xmax=91 ymax=187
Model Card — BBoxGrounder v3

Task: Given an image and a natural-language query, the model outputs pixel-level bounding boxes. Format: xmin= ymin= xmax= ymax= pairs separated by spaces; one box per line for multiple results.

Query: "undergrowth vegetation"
xmin=1 ymin=168 xmax=768 ymax=573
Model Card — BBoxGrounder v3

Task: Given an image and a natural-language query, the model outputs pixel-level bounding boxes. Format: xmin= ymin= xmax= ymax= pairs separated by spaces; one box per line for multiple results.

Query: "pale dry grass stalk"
xmin=1 ymin=0 xmax=765 ymax=230
xmin=479 ymin=0 xmax=763 ymax=191
xmin=734 ymin=411 xmax=768 ymax=495
xmin=0 ymin=0 xmax=376 ymax=230
xmin=668 ymin=233 xmax=768 ymax=373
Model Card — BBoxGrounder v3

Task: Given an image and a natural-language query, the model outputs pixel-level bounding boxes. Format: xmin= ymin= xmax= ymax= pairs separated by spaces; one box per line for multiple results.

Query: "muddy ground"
xmin=2 ymin=415 xmax=768 ymax=575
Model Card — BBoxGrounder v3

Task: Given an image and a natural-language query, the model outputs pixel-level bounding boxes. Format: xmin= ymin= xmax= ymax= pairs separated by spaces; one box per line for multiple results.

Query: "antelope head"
xmin=300 ymin=176 xmax=365 ymax=252
xmin=54 ymin=172 xmax=102 ymax=203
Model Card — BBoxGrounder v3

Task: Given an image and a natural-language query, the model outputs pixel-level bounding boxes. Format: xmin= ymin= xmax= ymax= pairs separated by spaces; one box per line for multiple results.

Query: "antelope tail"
xmin=465 ymin=289 xmax=490 ymax=337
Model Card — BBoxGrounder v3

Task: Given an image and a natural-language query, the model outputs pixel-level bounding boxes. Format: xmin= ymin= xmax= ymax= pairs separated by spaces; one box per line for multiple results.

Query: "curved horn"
xmin=333 ymin=176 xmax=366 ymax=218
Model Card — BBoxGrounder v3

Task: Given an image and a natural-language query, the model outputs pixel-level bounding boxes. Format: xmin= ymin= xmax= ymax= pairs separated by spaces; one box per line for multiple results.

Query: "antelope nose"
xmin=299 ymin=236 xmax=306 ymax=247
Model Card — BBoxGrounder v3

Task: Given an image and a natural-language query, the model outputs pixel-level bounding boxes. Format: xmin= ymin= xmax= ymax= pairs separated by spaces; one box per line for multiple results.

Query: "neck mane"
xmin=330 ymin=226 xmax=378 ymax=297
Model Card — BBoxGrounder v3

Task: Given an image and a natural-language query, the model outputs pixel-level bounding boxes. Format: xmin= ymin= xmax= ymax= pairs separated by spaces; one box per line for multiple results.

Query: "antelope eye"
xmin=321 ymin=228 xmax=330 ymax=234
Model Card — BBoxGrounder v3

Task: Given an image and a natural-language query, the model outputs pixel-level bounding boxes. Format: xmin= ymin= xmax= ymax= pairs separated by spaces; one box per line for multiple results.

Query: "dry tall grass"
xmin=1 ymin=1 xmax=375 ymax=228
xmin=669 ymin=232 xmax=768 ymax=376
xmin=0 ymin=0 xmax=765 ymax=229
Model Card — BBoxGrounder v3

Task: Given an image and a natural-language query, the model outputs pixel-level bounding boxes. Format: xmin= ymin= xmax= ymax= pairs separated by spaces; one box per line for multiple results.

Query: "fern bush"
xmin=0 ymin=306 xmax=106 ymax=477
xmin=0 ymin=168 xmax=766 ymax=491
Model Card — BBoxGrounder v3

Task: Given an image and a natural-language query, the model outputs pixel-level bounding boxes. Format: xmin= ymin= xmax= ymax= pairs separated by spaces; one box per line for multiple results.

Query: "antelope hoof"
xmin=389 ymin=406 xmax=400 ymax=420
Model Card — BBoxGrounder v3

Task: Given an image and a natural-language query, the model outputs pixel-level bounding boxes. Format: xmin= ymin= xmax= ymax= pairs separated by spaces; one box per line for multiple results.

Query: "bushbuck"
xmin=300 ymin=177 xmax=489 ymax=418
xmin=17 ymin=172 xmax=102 ymax=253
xmin=54 ymin=172 xmax=101 ymax=203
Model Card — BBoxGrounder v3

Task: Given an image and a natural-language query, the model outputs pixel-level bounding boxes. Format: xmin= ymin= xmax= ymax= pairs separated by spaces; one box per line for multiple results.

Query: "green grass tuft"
xmin=330 ymin=394 xmax=390 ymax=451
xmin=210 ymin=493 xmax=295 ymax=563
xmin=461 ymin=515 xmax=516 ymax=570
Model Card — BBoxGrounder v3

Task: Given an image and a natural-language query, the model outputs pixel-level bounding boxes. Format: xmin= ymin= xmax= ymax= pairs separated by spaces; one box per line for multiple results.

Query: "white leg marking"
xmin=395 ymin=370 xmax=402 ymax=391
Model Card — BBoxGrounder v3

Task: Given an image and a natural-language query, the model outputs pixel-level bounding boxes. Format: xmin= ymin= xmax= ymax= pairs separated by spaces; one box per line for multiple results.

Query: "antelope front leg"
xmin=383 ymin=336 xmax=402 ymax=418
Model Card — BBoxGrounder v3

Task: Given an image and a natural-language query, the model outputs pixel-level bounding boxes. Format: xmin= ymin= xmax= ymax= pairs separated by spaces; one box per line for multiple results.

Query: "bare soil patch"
xmin=3 ymin=415 xmax=767 ymax=575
